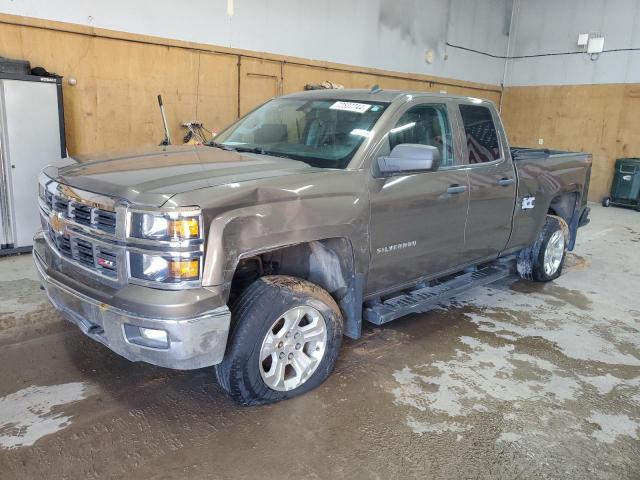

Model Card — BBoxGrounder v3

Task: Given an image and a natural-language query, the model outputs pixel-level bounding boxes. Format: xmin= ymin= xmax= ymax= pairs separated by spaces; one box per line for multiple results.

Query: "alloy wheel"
xmin=543 ymin=230 xmax=565 ymax=276
xmin=259 ymin=306 xmax=327 ymax=391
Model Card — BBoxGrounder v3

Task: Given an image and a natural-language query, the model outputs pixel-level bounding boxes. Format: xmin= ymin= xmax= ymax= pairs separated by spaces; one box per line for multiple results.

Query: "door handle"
xmin=497 ymin=178 xmax=514 ymax=187
xmin=447 ymin=184 xmax=468 ymax=194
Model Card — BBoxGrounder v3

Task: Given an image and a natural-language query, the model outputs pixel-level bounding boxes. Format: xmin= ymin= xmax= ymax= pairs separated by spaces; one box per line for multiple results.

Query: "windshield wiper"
xmin=207 ymin=142 xmax=268 ymax=155
xmin=231 ymin=146 xmax=267 ymax=155
xmin=207 ymin=140 xmax=236 ymax=151
xmin=206 ymin=142 xmax=302 ymax=163
xmin=236 ymin=148 xmax=305 ymax=163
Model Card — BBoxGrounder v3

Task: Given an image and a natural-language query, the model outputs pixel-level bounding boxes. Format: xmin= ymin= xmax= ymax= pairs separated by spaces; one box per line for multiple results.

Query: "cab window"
xmin=387 ymin=104 xmax=456 ymax=167
xmin=459 ymin=104 xmax=501 ymax=163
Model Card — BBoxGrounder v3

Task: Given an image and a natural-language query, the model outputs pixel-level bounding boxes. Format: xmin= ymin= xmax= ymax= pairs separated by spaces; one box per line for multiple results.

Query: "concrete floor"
xmin=0 ymin=204 xmax=639 ymax=479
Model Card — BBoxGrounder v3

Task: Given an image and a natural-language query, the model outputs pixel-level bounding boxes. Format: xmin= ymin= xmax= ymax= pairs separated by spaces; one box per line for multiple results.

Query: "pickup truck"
xmin=34 ymin=89 xmax=592 ymax=405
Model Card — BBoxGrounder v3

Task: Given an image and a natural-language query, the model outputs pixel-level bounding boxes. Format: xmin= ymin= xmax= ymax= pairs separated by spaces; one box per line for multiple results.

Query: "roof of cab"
xmin=280 ymin=88 xmax=489 ymax=104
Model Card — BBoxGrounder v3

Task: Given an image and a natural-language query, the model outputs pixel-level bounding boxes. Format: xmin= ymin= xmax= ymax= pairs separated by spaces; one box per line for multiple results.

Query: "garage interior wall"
xmin=501 ymin=0 xmax=640 ymax=201
xmin=0 ymin=0 xmax=510 ymax=85
xmin=0 ymin=0 xmax=507 ymax=159
xmin=0 ymin=0 xmax=637 ymax=201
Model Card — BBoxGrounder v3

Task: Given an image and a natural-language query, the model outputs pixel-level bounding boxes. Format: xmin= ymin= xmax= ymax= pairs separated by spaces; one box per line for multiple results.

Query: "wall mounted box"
xmin=587 ymin=36 xmax=605 ymax=54
xmin=577 ymin=33 xmax=589 ymax=46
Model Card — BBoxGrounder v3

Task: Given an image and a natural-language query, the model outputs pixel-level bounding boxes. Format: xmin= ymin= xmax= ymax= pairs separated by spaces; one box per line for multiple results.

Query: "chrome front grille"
xmin=51 ymin=228 xmax=72 ymax=256
xmin=40 ymin=178 xmax=123 ymax=282
xmin=48 ymin=227 xmax=119 ymax=278
xmin=74 ymin=236 xmax=95 ymax=268
xmin=95 ymin=209 xmax=117 ymax=232
xmin=42 ymin=186 xmax=117 ymax=235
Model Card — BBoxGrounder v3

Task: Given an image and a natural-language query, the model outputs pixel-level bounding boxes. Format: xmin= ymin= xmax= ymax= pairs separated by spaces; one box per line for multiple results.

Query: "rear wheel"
xmin=602 ymin=197 xmax=611 ymax=207
xmin=215 ymin=275 xmax=343 ymax=405
xmin=517 ymin=216 xmax=567 ymax=282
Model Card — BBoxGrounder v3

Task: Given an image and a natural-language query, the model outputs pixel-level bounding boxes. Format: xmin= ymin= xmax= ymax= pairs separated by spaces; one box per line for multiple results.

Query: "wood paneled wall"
xmin=501 ymin=84 xmax=640 ymax=202
xmin=3 ymin=14 xmax=630 ymax=202
xmin=0 ymin=13 xmax=500 ymax=158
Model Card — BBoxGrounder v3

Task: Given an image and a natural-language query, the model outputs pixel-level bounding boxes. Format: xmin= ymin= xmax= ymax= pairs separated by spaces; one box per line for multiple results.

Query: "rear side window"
xmin=388 ymin=104 xmax=456 ymax=167
xmin=459 ymin=104 xmax=501 ymax=163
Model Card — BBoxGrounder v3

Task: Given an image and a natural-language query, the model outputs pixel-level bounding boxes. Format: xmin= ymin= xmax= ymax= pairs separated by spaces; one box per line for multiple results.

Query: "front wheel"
xmin=517 ymin=216 xmax=567 ymax=282
xmin=215 ymin=276 xmax=343 ymax=405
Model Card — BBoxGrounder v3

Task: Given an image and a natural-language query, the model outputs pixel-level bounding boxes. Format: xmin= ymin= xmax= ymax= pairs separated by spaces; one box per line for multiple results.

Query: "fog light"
xmin=140 ymin=327 xmax=168 ymax=344
xmin=124 ymin=324 xmax=170 ymax=349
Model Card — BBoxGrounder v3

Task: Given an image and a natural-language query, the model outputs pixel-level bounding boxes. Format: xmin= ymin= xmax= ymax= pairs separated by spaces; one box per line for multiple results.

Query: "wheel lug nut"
xmin=285 ymin=332 xmax=291 ymax=338
xmin=279 ymin=352 xmax=285 ymax=359
xmin=295 ymin=343 xmax=301 ymax=350
xmin=288 ymin=353 xmax=294 ymax=360
xmin=277 ymin=341 xmax=284 ymax=348
xmin=294 ymin=332 xmax=300 ymax=339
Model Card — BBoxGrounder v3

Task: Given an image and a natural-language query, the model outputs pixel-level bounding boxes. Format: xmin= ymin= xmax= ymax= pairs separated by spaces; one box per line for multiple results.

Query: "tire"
xmin=215 ymin=275 xmax=343 ymax=405
xmin=602 ymin=197 xmax=611 ymax=207
xmin=517 ymin=215 xmax=567 ymax=282
xmin=636 ymin=202 xmax=640 ymax=212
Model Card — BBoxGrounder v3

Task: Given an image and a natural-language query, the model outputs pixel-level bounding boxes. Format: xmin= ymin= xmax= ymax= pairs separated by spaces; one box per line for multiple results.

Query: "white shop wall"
xmin=0 ymin=0 xmax=510 ymax=86
xmin=506 ymin=0 xmax=640 ymax=86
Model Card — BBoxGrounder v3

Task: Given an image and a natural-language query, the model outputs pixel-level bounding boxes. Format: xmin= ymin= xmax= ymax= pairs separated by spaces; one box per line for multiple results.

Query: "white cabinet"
xmin=0 ymin=74 xmax=68 ymax=253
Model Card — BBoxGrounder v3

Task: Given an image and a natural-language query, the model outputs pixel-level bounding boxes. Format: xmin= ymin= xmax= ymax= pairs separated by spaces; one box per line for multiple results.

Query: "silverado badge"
xmin=376 ymin=240 xmax=417 ymax=255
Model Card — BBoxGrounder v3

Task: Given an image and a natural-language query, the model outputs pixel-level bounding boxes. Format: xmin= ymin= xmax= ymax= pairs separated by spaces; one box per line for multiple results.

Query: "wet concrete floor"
xmin=0 ymin=204 xmax=639 ymax=479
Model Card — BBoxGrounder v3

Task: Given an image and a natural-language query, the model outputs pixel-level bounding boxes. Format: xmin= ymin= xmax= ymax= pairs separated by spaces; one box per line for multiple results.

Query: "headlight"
xmin=129 ymin=252 xmax=201 ymax=284
xmin=128 ymin=210 xmax=202 ymax=241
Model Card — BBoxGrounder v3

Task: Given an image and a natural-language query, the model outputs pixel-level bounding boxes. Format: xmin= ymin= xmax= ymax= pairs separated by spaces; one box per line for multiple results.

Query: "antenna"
xmin=157 ymin=94 xmax=171 ymax=146
xmin=370 ymin=84 xmax=382 ymax=94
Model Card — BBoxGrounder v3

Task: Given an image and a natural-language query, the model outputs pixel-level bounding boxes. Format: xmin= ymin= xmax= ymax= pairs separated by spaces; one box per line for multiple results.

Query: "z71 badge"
xmin=522 ymin=196 xmax=536 ymax=210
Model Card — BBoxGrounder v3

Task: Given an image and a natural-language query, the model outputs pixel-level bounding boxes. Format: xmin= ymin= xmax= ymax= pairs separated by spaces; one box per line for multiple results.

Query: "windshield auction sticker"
xmin=330 ymin=101 xmax=372 ymax=114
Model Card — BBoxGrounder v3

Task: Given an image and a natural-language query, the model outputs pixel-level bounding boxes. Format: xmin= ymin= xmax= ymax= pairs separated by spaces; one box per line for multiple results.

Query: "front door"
xmin=366 ymin=101 xmax=470 ymax=296
xmin=456 ymin=102 xmax=517 ymax=261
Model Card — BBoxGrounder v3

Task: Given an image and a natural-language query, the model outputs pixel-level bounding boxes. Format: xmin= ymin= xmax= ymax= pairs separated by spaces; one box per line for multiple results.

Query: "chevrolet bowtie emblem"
xmin=49 ymin=212 xmax=67 ymax=236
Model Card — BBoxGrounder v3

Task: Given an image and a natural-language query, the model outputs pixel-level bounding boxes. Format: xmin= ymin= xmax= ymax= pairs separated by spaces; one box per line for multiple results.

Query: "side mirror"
xmin=377 ymin=144 xmax=441 ymax=175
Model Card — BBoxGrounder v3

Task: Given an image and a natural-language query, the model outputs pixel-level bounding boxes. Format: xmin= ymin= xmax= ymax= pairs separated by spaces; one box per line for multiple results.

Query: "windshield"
xmin=214 ymin=98 xmax=389 ymax=169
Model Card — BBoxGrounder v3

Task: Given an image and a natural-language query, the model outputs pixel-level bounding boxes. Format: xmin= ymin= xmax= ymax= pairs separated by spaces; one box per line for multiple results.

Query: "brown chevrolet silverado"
xmin=34 ymin=89 xmax=592 ymax=404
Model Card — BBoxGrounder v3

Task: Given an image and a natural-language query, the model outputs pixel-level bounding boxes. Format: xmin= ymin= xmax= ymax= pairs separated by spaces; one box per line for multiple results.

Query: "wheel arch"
xmin=227 ymin=237 xmax=365 ymax=340
xmin=546 ymin=191 xmax=581 ymax=250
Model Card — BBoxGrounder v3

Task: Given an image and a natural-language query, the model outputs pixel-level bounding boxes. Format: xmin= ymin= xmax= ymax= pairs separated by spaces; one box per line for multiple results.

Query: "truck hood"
xmin=45 ymin=145 xmax=324 ymax=207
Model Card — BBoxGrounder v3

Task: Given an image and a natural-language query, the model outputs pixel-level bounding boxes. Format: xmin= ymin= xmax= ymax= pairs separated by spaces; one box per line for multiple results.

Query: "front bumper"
xmin=33 ymin=232 xmax=231 ymax=370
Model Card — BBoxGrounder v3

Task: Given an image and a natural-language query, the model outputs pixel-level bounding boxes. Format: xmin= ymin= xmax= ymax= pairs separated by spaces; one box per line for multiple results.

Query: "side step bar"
xmin=363 ymin=264 xmax=511 ymax=325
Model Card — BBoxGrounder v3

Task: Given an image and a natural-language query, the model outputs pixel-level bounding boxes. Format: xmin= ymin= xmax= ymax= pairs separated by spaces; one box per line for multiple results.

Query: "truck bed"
xmin=506 ymin=146 xmax=592 ymax=253
xmin=511 ymin=147 xmax=591 ymax=162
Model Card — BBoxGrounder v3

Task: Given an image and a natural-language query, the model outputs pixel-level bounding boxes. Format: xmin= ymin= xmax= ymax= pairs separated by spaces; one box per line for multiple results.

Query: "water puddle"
xmin=0 ymin=382 xmax=93 ymax=449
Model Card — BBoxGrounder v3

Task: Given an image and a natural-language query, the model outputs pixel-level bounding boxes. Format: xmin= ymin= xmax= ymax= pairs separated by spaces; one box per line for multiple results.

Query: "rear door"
xmin=366 ymin=99 xmax=470 ymax=295
xmin=456 ymin=101 xmax=516 ymax=261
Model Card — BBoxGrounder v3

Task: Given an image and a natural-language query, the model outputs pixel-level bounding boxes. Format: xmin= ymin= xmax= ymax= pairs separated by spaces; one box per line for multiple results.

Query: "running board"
xmin=363 ymin=264 xmax=511 ymax=325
